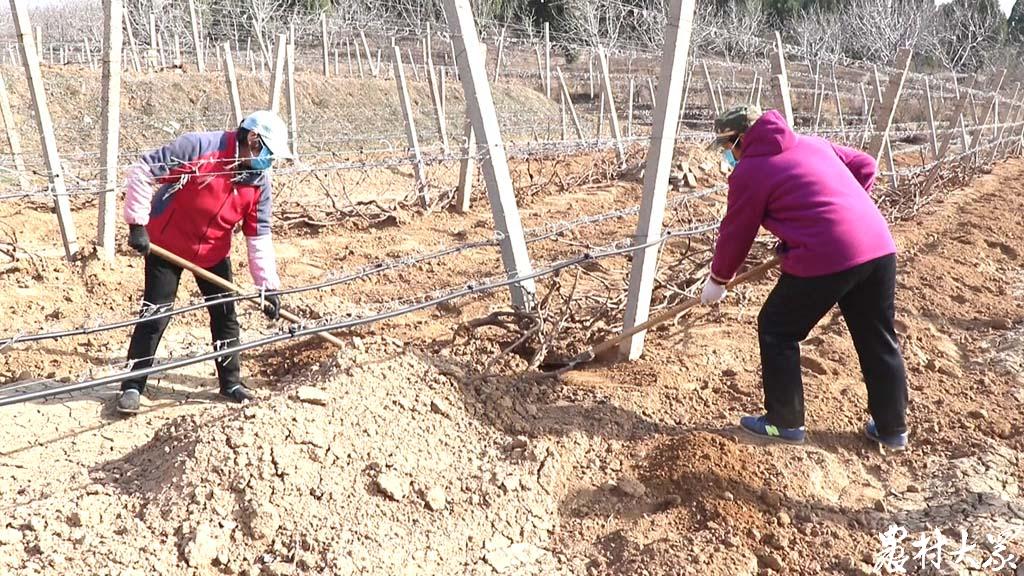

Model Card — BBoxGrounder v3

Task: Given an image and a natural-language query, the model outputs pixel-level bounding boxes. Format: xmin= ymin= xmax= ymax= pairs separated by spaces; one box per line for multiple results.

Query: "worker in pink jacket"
xmin=116 ymin=110 xmax=292 ymax=415
xmin=702 ymin=106 xmax=909 ymax=450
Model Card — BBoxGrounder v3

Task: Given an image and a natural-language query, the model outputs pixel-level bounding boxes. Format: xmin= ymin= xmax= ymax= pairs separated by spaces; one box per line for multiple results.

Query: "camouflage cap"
xmin=708 ymin=105 xmax=763 ymax=148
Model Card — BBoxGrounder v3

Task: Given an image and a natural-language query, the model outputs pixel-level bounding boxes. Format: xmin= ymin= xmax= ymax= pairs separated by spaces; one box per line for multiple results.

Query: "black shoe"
xmin=116 ymin=389 xmax=141 ymax=414
xmin=220 ymin=384 xmax=255 ymax=404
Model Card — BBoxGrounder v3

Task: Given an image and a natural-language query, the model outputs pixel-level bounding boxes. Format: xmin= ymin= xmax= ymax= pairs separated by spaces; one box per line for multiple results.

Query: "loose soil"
xmin=0 ymin=67 xmax=1022 ymax=576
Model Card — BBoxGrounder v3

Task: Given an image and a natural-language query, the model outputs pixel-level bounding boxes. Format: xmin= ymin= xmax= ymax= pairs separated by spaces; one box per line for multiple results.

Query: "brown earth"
xmin=0 ymin=67 xmax=1023 ymax=575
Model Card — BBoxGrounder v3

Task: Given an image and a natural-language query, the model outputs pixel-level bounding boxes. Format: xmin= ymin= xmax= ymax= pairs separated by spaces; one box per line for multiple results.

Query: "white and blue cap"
xmin=240 ymin=110 xmax=293 ymax=160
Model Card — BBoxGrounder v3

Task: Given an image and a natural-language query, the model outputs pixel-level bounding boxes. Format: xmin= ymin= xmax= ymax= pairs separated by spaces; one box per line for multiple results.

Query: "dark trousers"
xmin=122 ymin=254 xmax=241 ymax=393
xmin=757 ymin=254 xmax=908 ymax=435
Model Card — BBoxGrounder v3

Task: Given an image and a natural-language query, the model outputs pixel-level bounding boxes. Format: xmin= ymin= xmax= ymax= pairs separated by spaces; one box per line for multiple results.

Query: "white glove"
xmin=700 ymin=275 xmax=728 ymax=305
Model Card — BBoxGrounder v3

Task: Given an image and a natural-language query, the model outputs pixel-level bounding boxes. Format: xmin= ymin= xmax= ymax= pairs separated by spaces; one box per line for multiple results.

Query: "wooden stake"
xmin=627 ymin=77 xmax=634 ymax=138
xmin=543 ymin=21 xmax=551 ymax=98
xmin=815 ymin=89 xmax=825 ymax=131
xmin=0 ymin=74 xmax=30 ymax=191
xmin=831 ymin=66 xmax=843 ymax=129
xmin=286 ymin=41 xmax=297 ymax=160
xmin=321 ymin=13 xmax=329 ymax=76
xmin=556 ymin=67 xmax=585 ymax=139
xmin=533 ymin=45 xmax=543 ymax=92
xmin=98 ymin=0 xmax=123 ymax=260
xmin=441 ymin=0 xmax=536 ymax=310
xmin=223 ymin=43 xmax=242 ymax=126
xmin=769 ymin=31 xmax=793 ymax=126
xmin=427 ymin=63 xmax=449 ymax=153
xmin=921 ymin=77 xmax=977 ymax=196
xmin=493 ymin=27 xmax=505 ymax=83
xmin=968 ymin=70 xmax=1006 ymax=159
xmin=157 ymin=31 xmax=167 ymax=69
xmin=588 ymin=54 xmax=594 ymax=98
xmin=924 ymin=77 xmax=939 ymax=160
xmin=359 ymin=31 xmax=377 ymax=76
xmin=867 ymin=47 xmax=912 ymax=161
xmin=702 ymin=61 xmax=717 ymax=114
xmin=9 ymin=0 xmax=79 ymax=260
xmin=355 ymin=37 xmax=364 ymax=77
xmin=456 ymin=46 xmax=486 ymax=213
xmin=268 ymin=33 xmax=286 ymax=112
xmin=392 ymin=47 xmax=428 ymax=207
xmin=987 ymin=82 xmax=1021 ymax=164
xmin=620 ymin=0 xmax=697 ymax=359
xmin=440 ymin=66 xmax=447 ymax=120
xmin=597 ymin=46 xmax=625 ymax=162
xmin=148 ymin=13 xmax=157 ymax=71
xmin=174 ymin=34 xmax=181 ymax=67
xmin=561 ymin=90 xmax=568 ymax=140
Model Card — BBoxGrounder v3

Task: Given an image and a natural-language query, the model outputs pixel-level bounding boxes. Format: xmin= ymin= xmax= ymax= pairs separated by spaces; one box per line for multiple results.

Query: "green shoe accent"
xmin=765 ymin=424 xmax=779 ymax=437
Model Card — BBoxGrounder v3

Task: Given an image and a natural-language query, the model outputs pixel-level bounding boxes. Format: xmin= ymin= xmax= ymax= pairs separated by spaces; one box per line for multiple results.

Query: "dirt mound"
xmin=5 ymin=348 xmax=574 ymax=575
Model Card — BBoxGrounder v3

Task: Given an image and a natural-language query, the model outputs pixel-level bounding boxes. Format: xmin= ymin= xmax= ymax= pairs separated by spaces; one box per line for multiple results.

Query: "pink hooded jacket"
xmin=710 ymin=110 xmax=896 ymax=282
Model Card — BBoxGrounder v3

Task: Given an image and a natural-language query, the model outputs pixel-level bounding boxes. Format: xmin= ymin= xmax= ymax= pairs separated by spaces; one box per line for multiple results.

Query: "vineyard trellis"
xmin=0 ymin=0 xmax=1023 ymax=405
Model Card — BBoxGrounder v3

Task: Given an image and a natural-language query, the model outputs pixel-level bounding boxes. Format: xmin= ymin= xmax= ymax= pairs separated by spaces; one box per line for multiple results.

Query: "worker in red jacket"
xmin=116 ymin=110 xmax=291 ymax=414
xmin=703 ymin=105 xmax=909 ymax=450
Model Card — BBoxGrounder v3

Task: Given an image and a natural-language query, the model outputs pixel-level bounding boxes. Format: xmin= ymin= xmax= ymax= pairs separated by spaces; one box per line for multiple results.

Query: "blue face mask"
xmin=723 ymin=148 xmax=739 ymax=168
xmin=249 ymin=146 xmax=273 ymax=171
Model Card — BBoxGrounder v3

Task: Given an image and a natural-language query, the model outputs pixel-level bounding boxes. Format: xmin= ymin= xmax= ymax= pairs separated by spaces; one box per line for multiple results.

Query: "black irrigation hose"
xmin=0 ymin=222 xmax=720 ymax=408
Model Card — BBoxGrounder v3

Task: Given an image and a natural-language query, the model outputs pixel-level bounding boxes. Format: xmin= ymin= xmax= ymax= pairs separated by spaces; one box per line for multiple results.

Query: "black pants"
xmin=757 ymin=254 xmax=908 ymax=435
xmin=122 ymin=254 xmax=241 ymax=393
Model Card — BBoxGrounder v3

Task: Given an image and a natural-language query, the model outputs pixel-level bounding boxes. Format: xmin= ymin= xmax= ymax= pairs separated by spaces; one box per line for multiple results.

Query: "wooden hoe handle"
xmin=580 ymin=257 xmax=782 ymax=363
xmin=149 ymin=244 xmax=345 ymax=348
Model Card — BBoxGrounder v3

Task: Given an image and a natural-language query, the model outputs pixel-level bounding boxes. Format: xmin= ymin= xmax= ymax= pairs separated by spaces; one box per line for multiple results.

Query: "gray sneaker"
xmin=116 ymin=389 xmax=141 ymax=414
xmin=220 ymin=385 xmax=254 ymax=404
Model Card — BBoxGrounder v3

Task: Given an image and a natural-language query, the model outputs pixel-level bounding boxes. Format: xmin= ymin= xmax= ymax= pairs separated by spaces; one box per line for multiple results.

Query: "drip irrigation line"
xmin=0 ymin=219 xmax=720 ymax=408
xmin=0 ymin=185 xmax=721 ymax=348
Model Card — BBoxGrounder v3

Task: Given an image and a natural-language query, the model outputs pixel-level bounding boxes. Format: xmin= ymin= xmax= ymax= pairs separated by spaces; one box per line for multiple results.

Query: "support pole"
xmin=925 ymin=77 xmax=939 ymax=160
xmin=702 ymin=61 xmax=717 ymax=114
xmin=769 ymin=31 xmax=793 ymax=126
xmin=392 ymin=47 xmax=429 ymax=208
xmin=921 ymin=77 xmax=977 ymax=195
xmin=456 ymin=45 xmax=486 ymax=213
xmin=286 ymin=41 xmax=297 ymax=160
xmin=556 ymin=67 xmax=585 ymax=139
xmin=831 ymin=66 xmax=843 ymax=129
xmin=597 ymin=46 xmax=625 ymax=163
xmin=98 ymin=0 xmax=123 ymax=261
xmin=427 ymin=62 xmax=449 ymax=153
xmin=9 ymin=0 xmax=79 ymax=260
xmin=627 ymin=77 xmax=634 ymax=138
xmin=321 ymin=13 xmax=329 ymax=77
xmin=148 ymin=13 xmax=157 ymax=71
xmin=867 ymin=47 xmax=912 ymax=161
xmin=543 ymin=21 xmax=551 ymax=99
xmin=268 ymin=33 xmax=286 ymax=112
xmin=493 ymin=27 xmax=505 ymax=83
xmin=441 ymin=0 xmax=536 ymax=310
xmin=968 ymin=70 xmax=1006 ymax=160
xmin=0 ymin=74 xmax=30 ymax=191
xmin=223 ymin=43 xmax=242 ymax=126
xmin=359 ymin=31 xmax=376 ymax=76
xmin=987 ymin=83 xmax=1021 ymax=164
xmin=619 ymin=0 xmax=696 ymax=360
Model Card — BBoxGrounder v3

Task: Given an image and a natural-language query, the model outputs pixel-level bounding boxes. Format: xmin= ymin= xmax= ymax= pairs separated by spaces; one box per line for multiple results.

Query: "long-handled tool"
xmin=547 ymin=257 xmax=781 ymax=373
xmin=149 ymin=244 xmax=345 ymax=348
